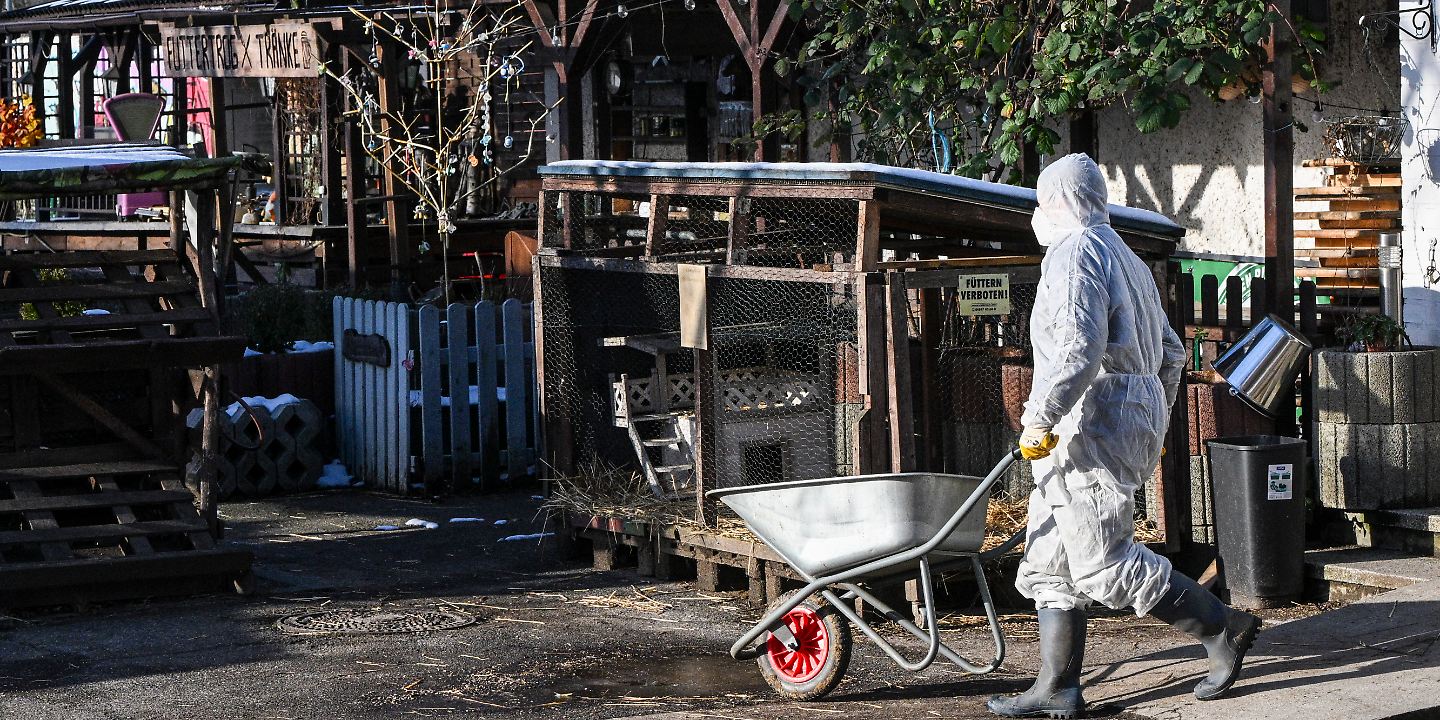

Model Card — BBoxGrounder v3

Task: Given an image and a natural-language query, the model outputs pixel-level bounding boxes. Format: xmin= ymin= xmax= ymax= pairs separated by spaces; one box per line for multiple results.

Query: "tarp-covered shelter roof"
xmin=540 ymin=160 xmax=1184 ymax=256
xmin=0 ymin=143 xmax=266 ymax=200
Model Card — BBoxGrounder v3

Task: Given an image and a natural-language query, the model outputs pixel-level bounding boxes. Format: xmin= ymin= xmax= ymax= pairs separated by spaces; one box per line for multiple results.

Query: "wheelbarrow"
xmin=707 ymin=449 xmax=1024 ymax=700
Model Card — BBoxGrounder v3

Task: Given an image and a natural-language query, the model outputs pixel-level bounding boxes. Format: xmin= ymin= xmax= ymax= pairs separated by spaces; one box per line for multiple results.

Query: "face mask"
xmin=1031 ymin=206 xmax=1069 ymax=248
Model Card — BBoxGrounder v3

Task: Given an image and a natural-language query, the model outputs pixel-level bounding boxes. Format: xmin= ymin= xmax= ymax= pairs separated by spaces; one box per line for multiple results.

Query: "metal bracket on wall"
xmin=1360 ymin=0 xmax=1438 ymax=53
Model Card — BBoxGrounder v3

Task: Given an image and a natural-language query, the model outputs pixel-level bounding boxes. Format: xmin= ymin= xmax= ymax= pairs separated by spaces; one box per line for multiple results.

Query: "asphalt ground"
xmin=0 ymin=489 xmax=1329 ymax=720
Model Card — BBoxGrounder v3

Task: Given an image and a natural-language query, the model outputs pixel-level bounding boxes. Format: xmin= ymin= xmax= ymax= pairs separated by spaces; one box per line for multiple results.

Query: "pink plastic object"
xmin=104 ymin=93 xmax=168 ymax=216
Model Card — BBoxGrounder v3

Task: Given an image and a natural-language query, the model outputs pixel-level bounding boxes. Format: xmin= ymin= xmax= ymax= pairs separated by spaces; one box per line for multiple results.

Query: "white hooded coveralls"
xmin=1015 ymin=154 xmax=1187 ymax=616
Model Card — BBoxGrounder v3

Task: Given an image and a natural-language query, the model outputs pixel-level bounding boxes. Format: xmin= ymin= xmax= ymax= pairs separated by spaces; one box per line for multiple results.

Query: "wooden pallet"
xmin=0 ymin=249 xmax=242 ymax=373
xmin=0 ymin=444 xmax=250 ymax=608
xmin=566 ymin=513 xmax=981 ymax=623
xmin=1294 ymin=159 xmax=1399 ymax=304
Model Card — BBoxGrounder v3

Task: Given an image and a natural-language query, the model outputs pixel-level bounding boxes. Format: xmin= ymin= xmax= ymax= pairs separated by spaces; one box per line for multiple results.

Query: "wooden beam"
xmin=571 ymin=0 xmax=601 ymax=50
xmin=35 ymin=373 xmax=167 ymax=460
xmin=757 ymin=0 xmax=794 ymax=55
xmin=885 ymin=273 xmax=915 ymax=472
xmin=716 ymin=0 xmax=752 ymax=55
xmin=376 ymin=37 xmax=411 ymax=296
xmin=56 ymin=32 xmax=76 ymax=139
xmin=1262 ymin=0 xmax=1295 ymax=328
xmin=854 ymin=199 xmax=880 ymax=271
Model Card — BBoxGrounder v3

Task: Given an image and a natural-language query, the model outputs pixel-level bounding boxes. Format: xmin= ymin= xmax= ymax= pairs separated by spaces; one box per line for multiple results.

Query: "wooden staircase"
xmin=616 ymin=374 xmax=697 ymax=498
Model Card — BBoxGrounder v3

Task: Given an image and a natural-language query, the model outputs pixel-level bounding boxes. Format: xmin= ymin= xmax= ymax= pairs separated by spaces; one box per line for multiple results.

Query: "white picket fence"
xmin=334 ymin=297 xmax=539 ymax=494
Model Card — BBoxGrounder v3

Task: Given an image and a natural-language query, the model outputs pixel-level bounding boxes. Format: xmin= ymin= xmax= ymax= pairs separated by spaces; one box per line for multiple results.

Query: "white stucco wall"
xmin=1069 ymin=0 xmax=1400 ymax=258
xmin=1400 ymin=2 xmax=1440 ymax=345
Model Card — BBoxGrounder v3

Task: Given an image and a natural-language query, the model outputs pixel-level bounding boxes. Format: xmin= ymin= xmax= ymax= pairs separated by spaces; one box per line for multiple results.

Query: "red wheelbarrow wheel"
xmin=756 ymin=595 xmax=852 ymax=700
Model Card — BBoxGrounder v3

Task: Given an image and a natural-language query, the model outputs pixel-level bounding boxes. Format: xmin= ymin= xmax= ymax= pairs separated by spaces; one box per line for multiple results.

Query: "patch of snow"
xmin=289 ymin=340 xmax=335 ymax=354
xmin=227 ymin=394 xmax=305 ymax=414
xmin=82 ymin=308 xmax=111 ymax=316
xmin=492 ymin=519 xmax=508 ymax=526
xmin=373 ymin=525 xmax=401 ymax=531
xmin=316 ymin=460 xmax=355 ymax=488
xmin=407 ymin=385 xmax=502 ymax=408
xmin=243 ymin=341 xmax=336 ymax=356
xmin=498 ymin=532 xmax=554 ymax=542
xmin=449 ymin=517 xmax=485 ymax=523
xmin=405 ymin=518 xmax=440 ymax=530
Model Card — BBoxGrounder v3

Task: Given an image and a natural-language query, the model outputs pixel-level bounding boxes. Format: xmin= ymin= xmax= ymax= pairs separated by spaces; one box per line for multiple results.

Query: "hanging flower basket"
xmin=1325 ymin=115 xmax=1408 ymax=164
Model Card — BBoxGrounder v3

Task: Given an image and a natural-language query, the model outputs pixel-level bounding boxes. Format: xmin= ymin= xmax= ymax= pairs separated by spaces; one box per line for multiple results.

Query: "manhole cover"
xmin=277 ymin=608 xmax=478 ymax=636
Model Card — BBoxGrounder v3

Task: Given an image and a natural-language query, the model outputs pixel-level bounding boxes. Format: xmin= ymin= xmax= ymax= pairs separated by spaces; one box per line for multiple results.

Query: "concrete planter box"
xmin=1313 ymin=348 xmax=1440 ymax=510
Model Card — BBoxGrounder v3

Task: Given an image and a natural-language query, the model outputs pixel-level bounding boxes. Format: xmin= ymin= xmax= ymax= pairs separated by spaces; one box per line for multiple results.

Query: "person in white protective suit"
xmin=987 ymin=154 xmax=1262 ymax=719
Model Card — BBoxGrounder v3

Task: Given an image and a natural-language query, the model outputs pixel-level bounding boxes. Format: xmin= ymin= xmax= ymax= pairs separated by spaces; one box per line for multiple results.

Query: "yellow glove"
xmin=1019 ymin=426 xmax=1059 ymax=461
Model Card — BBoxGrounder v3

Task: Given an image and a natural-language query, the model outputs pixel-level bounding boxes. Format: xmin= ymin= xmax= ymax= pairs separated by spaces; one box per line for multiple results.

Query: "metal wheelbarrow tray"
xmin=707 ymin=449 xmax=1020 ymax=700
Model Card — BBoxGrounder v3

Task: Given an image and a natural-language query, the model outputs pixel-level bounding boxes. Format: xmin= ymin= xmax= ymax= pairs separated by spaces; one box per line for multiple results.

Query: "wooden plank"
xmin=0 ymin=280 xmax=194 ymax=303
xmin=504 ymin=299 xmax=530 ymax=482
xmin=1250 ymin=275 xmax=1268 ymax=322
xmin=1225 ymin=276 xmax=1245 ymax=329
xmin=0 ymin=519 xmax=207 ymax=548
xmin=1295 ymin=247 xmax=1379 ymax=258
xmin=0 ymin=307 xmax=210 ymax=334
xmin=0 ymin=442 xmax=140 ymax=471
xmin=884 ymin=273 xmax=915 ymax=472
xmin=1323 ymin=199 xmax=1401 ymax=212
xmin=1295 ymin=210 xmax=1401 ymax=221
xmin=475 ymin=302 xmax=500 ymax=486
xmin=1293 ymin=185 xmax=1401 ymax=196
xmin=34 ymin=373 xmax=166 ymax=459
xmin=1200 ymin=274 xmax=1220 ymax=327
xmin=95 ymin=477 xmax=154 ymax=556
xmin=333 ymin=297 xmax=350 ymax=484
xmin=1295 ymin=267 xmax=1380 ymax=278
xmin=1177 ymin=272 xmax=1196 ymax=328
xmin=0 ymin=547 xmax=250 ymax=594
xmin=1317 ymin=218 xmax=1400 ymax=230
xmin=0 ymin=460 xmax=175 ymax=481
xmin=877 ymin=255 xmax=1042 ymax=271
xmin=419 ymin=304 xmax=444 ymax=493
xmin=644 ymin=194 xmax=670 ymax=257
xmin=0 ymin=250 xmax=180 ymax=271
xmin=1294 ymin=229 xmax=1382 ymax=239
xmin=447 ymin=302 xmax=474 ymax=489
xmin=6 ymin=479 xmax=71 ymax=562
xmin=0 ymin=490 xmax=193 ymax=513
xmin=855 ymin=200 xmax=881 ymax=271
xmin=1326 ymin=173 xmax=1401 ymax=187
xmin=541 ymin=176 xmax=878 ymax=201
xmin=725 ymin=196 xmax=750 ymax=264
xmin=391 ymin=301 xmax=411 ymax=493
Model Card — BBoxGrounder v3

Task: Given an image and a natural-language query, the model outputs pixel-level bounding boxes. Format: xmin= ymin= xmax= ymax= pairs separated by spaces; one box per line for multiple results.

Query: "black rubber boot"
xmin=987 ymin=608 xmax=1087 ymax=719
xmin=1147 ymin=569 xmax=1262 ymax=700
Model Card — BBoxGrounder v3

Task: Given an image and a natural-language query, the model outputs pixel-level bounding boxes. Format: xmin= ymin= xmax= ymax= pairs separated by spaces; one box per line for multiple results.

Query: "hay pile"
xmin=546 ymin=461 xmax=1163 ymax=552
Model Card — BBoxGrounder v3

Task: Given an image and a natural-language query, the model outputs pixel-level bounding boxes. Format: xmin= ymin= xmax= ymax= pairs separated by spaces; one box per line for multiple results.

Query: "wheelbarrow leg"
xmin=836 ymin=555 xmax=1006 ymax=674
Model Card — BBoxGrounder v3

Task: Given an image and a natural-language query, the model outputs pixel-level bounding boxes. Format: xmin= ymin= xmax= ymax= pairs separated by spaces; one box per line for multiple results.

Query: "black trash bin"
xmin=1205 ymin=435 xmax=1307 ymax=609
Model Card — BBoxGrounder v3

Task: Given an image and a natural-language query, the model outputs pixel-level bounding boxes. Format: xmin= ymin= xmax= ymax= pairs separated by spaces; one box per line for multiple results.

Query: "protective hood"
xmin=1031 ymin=153 xmax=1111 ymax=247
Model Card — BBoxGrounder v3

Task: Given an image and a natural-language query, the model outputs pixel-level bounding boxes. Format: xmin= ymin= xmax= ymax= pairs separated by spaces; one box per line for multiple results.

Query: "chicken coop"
xmin=534 ymin=161 xmax=1188 ymax=596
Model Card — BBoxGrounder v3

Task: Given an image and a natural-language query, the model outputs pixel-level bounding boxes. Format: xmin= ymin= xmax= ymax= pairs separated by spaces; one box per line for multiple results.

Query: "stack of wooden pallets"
xmin=1293 ymin=158 xmax=1399 ymax=308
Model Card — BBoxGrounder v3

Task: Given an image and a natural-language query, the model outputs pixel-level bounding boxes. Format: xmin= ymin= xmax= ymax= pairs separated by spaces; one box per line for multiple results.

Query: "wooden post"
xmin=693 ymin=346 xmax=718 ymax=527
xmin=1161 ymin=260 xmax=1193 ymax=551
xmin=1069 ymin=109 xmax=1097 ymax=160
xmin=918 ymin=286 xmax=942 ymax=471
xmin=28 ymin=33 xmax=51 ymax=133
xmin=1263 ymin=0 xmax=1295 ymax=436
xmin=885 ymin=272 xmax=915 ymax=472
xmin=56 ymin=33 xmax=76 ymax=139
xmin=340 ymin=50 xmax=367 ymax=288
xmin=854 ymin=199 xmax=880 ymax=271
xmin=376 ymin=36 xmax=411 ymax=297
xmin=717 ymin=0 xmax=793 ymax=161
xmin=171 ymin=73 xmax=188 ymax=147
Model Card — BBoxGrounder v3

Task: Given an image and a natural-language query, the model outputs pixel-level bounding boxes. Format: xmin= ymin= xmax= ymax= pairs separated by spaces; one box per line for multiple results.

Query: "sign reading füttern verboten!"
xmin=159 ymin=22 xmax=321 ymax=78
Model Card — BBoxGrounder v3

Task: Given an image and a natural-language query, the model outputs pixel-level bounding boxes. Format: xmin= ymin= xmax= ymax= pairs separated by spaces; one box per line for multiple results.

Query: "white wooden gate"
xmin=334 ymin=297 xmax=412 ymax=493
xmin=334 ymin=297 xmax=538 ymax=495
